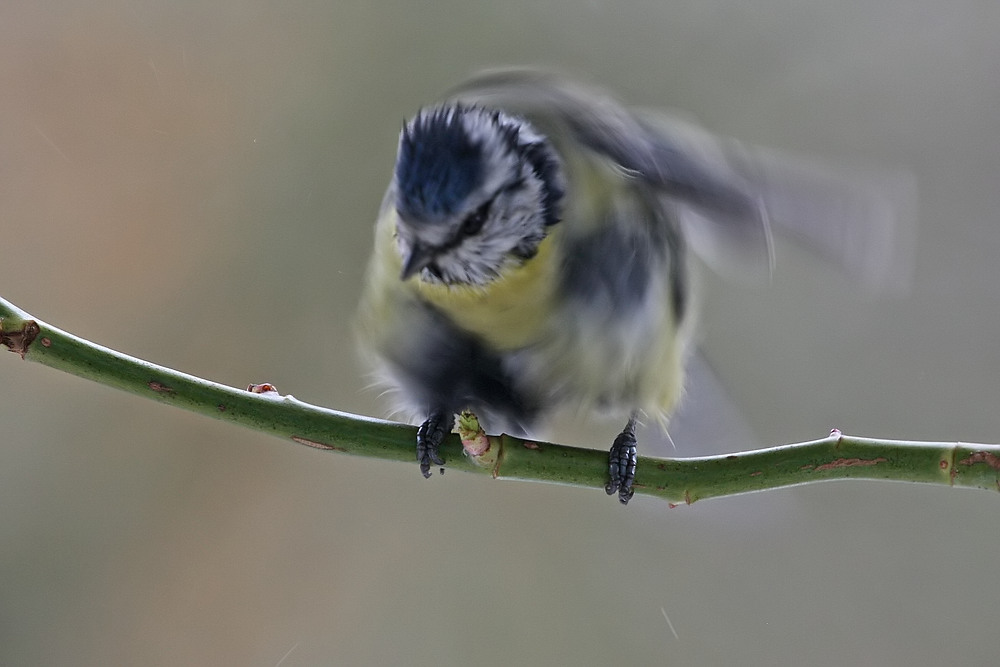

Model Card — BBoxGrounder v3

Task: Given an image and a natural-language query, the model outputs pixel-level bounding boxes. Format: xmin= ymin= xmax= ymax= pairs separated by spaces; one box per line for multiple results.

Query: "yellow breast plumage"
xmin=409 ymin=235 xmax=559 ymax=352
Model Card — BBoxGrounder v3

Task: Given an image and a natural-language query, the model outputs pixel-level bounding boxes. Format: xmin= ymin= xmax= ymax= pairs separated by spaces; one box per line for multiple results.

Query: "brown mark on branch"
xmin=491 ymin=441 xmax=505 ymax=479
xmin=814 ymin=457 xmax=887 ymax=472
xmin=291 ymin=436 xmax=345 ymax=452
xmin=247 ymin=383 xmax=279 ymax=395
xmin=0 ymin=319 xmax=40 ymax=359
xmin=958 ymin=451 xmax=1000 ymax=471
xmin=148 ymin=381 xmax=175 ymax=394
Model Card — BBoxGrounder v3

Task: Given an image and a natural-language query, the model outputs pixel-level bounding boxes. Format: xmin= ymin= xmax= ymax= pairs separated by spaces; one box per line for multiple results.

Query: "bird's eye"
xmin=460 ymin=199 xmax=492 ymax=237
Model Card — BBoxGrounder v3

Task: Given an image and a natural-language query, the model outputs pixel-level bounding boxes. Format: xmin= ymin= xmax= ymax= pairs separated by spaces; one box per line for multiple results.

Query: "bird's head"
xmin=392 ymin=105 xmax=563 ymax=285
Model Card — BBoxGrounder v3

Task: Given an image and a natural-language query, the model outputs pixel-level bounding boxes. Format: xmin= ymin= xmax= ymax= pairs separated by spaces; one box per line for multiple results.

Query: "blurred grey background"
xmin=2 ymin=2 xmax=999 ymax=665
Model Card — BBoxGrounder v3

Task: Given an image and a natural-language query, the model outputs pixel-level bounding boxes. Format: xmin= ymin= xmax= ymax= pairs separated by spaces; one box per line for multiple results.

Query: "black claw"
xmin=619 ymin=485 xmax=635 ymax=505
xmin=416 ymin=411 xmax=449 ymax=478
xmin=607 ymin=417 xmax=638 ymax=504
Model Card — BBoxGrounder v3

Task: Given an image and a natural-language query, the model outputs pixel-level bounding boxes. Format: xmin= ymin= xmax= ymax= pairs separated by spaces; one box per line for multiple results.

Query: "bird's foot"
xmin=606 ymin=417 xmax=638 ymax=504
xmin=416 ymin=411 xmax=449 ymax=478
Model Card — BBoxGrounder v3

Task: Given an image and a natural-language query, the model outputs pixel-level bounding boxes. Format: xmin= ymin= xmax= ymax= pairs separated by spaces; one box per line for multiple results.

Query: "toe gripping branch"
xmin=606 ymin=417 xmax=638 ymax=504
xmin=416 ymin=410 xmax=449 ymax=478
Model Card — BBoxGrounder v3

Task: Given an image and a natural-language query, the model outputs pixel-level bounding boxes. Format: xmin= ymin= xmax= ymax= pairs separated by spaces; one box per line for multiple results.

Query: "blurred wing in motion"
xmin=726 ymin=144 xmax=917 ymax=293
xmin=453 ymin=68 xmax=916 ymax=290
xmin=450 ymin=69 xmax=776 ymax=279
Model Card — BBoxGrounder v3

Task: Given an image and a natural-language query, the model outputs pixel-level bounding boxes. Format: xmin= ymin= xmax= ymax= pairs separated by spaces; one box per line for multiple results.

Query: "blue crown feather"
xmin=395 ymin=107 xmax=484 ymax=222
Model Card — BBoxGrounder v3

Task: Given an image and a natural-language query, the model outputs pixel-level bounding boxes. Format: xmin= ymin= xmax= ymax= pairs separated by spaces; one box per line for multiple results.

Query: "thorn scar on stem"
xmin=0 ymin=319 xmax=41 ymax=359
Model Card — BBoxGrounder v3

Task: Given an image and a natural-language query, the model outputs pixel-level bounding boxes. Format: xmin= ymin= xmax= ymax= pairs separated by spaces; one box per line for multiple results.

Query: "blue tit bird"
xmin=356 ymin=69 xmax=912 ymax=503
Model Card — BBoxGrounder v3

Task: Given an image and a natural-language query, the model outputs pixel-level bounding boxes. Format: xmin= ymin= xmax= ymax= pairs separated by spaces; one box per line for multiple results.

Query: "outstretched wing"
xmin=451 ymin=68 xmax=914 ymax=289
xmin=450 ymin=68 xmax=773 ymax=279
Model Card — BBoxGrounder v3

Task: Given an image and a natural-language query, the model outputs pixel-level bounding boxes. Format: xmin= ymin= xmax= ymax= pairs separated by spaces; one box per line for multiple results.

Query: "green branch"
xmin=2 ymin=295 xmax=999 ymax=504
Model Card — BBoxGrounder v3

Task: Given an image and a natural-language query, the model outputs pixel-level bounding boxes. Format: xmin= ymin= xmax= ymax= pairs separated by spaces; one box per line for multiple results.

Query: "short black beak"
xmin=400 ymin=243 xmax=436 ymax=280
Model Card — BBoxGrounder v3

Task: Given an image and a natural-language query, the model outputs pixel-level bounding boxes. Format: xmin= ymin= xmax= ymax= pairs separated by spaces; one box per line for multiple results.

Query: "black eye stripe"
xmin=502 ymin=177 xmax=526 ymax=193
xmin=428 ymin=197 xmax=493 ymax=259
xmin=460 ymin=198 xmax=493 ymax=236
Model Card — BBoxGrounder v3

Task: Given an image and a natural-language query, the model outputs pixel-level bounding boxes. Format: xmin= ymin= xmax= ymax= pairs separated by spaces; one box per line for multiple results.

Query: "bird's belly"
xmin=508 ymin=280 xmax=689 ymax=421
